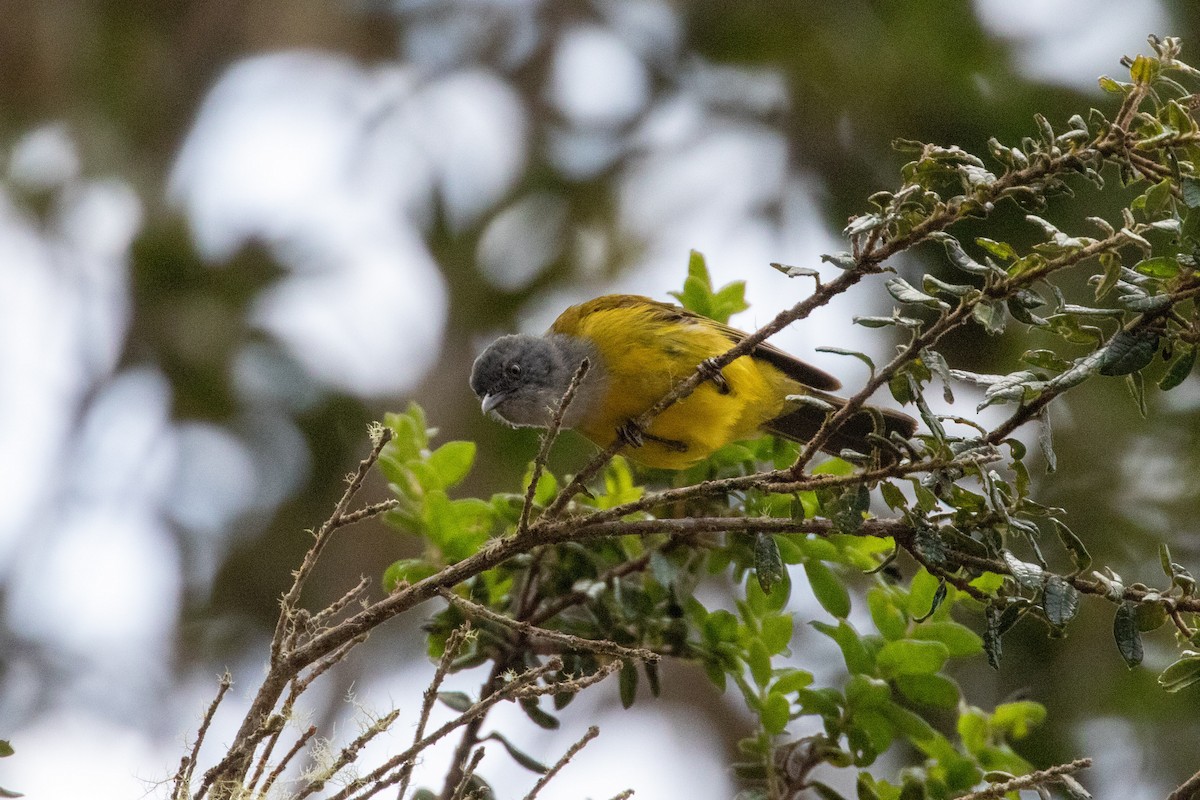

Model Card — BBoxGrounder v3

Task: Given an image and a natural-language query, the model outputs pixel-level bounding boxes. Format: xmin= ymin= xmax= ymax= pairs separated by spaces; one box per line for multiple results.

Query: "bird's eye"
xmin=507 ymin=362 xmax=522 ymax=378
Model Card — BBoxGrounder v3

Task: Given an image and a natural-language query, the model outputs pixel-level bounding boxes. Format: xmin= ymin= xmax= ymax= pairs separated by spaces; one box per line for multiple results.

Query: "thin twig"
xmin=511 ymin=659 xmax=622 ymax=698
xmin=955 ymin=757 xmax=1091 ymax=800
xmin=197 ymin=715 xmax=285 ymax=800
xmin=338 ymin=499 xmax=401 ymax=527
xmin=438 ymin=588 xmax=660 ymax=663
xmin=173 ymin=671 xmax=232 ymax=795
xmin=310 ymin=577 xmax=372 ymax=630
xmin=522 ymin=726 xmax=600 ymax=800
xmin=335 ymin=659 xmax=565 ymax=800
xmin=520 ymin=359 xmax=590 ymax=535
xmin=1170 ymin=608 xmax=1197 ymax=639
xmin=295 ymin=710 xmax=401 ymax=800
xmin=395 ymin=625 xmax=473 ymax=800
xmin=295 ymin=633 xmax=370 ymax=696
xmin=274 ymin=427 xmax=394 ymax=663
xmin=1169 ymin=763 xmax=1200 ymax=800
xmin=449 ymin=749 xmax=486 ymax=800
xmin=258 ymin=724 xmax=317 ymax=798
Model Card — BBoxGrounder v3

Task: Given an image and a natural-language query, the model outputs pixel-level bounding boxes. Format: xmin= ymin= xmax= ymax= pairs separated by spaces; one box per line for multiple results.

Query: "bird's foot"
xmin=616 ymin=421 xmax=688 ymax=453
xmin=698 ymin=358 xmax=731 ymax=394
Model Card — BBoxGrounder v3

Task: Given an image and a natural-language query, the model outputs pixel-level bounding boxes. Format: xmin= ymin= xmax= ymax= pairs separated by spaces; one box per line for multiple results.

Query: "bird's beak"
xmin=480 ymin=391 xmax=509 ymax=415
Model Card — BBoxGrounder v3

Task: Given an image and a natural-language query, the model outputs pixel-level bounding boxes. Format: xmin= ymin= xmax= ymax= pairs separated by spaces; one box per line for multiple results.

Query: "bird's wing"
xmin=552 ymin=295 xmax=842 ymax=391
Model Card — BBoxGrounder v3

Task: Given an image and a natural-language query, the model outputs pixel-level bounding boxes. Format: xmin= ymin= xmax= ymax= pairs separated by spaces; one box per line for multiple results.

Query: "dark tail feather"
xmin=764 ymin=397 xmax=917 ymax=460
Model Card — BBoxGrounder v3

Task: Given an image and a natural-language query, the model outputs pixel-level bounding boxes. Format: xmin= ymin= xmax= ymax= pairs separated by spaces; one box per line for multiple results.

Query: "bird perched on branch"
xmin=470 ymin=294 xmax=916 ymax=469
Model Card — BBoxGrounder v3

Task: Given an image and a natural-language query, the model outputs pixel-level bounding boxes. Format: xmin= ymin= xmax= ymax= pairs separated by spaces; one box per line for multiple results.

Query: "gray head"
xmin=470 ymin=334 xmax=598 ymax=428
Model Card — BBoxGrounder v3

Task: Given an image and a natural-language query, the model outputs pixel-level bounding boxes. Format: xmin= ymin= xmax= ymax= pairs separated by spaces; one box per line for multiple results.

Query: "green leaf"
xmin=712 ymin=281 xmax=750 ymax=324
xmin=906 ymin=569 xmax=942 ymax=618
xmin=851 ymin=709 xmax=896 ymax=757
xmin=1159 ymin=346 xmax=1196 ymax=390
xmin=1002 ymin=551 xmax=1045 ymax=589
xmin=748 ymin=638 xmax=773 ymax=688
xmin=1135 ymin=601 xmax=1168 ymax=632
xmin=811 ymin=620 xmax=875 ymax=675
xmin=868 ymin=587 xmax=909 ymax=641
xmin=885 ymin=277 xmax=950 ymax=310
xmin=644 ymin=660 xmax=661 ymax=698
xmin=895 ymin=673 xmax=960 ymax=709
xmin=972 ymin=300 xmax=1007 ymax=335
xmin=426 ymin=495 xmax=494 ymax=563
xmin=0 ymin=742 xmax=11 ymax=758
xmin=1133 ymin=255 xmax=1180 ymax=279
xmin=911 ymin=621 xmax=984 ymax=657
xmin=755 ymin=534 xmax=787 ymax=596
xmin=1053 ymin=520 xmax=1091 ymax=573
xmin=883 ymin=702 xmax=938 ymax=747
xmin=704 ymin=609 xmax=739 ymax=644
xmin=437 ymin=691 xmax=474 ymax=712
xmin=1035 ymin=408 xmax=1057 ymax=474
xmin=773 ymin=261 xmax=821 ymax=279
xmin=1158 ymin=651 xmax=1200 ymax=692
xmin=880 ymin=482 xmax=907 ymax=511
xmin=876 ymin=639 xmax=950 ymax=677
xmin=760 ymin=613 xmax=795 ymax=655
xmin=771 ymin=668 xmax=814 ymax=695
xmin=484 ymin=731 xmax=550 ymax=774
xmin=846 ymin=674 xmax=892 ymax=709
xmin=427 ymin=441 xmax=475 ymax=489
xmin=618 ymin=659 xmax=638 ymax=708
xmin=935 ymin=233 xmax=992 ymax=274
xmin=854 ymin=314 xmax=923 ymax=329
xmin=1099 ymin=330 xmax=1160 ymax=376
xmin=1114 ymin=601 xmax=1144 ymax=668
xmin=1095 ymin=253 xmax=1122 ymax=300
xmin=1127 ymin=371 xmax=1148 ymax=418
xmin=1042 ymin=575 xmax=1079 ymax=627
xmin=970 ymin=572 xmax=1006 ymax=594
xmin=669 ymin=250 xmax=748 ymax=324
xmin=805 ymin=561 xmax=851 ymax=618
xmin=923 ymin=273 xmax=977 ymax=299
xmin=821 ymin=252 xmax=860 ymax=270
xmin=991 ymin=700 xmax=1047 ymax=739
xmin=815 ymin=346 xmax=876 ymax=375
xmin=1182 ymin=177 xmax=1200 ymax=209
xmin=1129 ymin=54 xmax=1159 ymax=85
xmin=1160 ymin=543 xmax=1175 ymax=579
xmin=761 ymin=691 xmax=791 ymax=735
xmin=519 ymin=697 xmax=560 ymax=729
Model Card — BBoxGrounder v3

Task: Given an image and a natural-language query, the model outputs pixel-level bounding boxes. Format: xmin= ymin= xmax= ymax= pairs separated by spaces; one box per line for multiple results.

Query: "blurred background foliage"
xmin=3 ymin=1 xmax=1200 ymax=797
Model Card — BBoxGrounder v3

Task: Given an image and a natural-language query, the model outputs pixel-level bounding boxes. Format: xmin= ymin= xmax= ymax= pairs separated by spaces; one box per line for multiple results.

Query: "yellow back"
xmin=551 ymin=296 xmax=796 ymax=468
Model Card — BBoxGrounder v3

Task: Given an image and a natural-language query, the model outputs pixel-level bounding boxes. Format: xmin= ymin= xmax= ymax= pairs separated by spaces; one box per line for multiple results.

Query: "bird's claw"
xmin=617 ymin=421 xmax=645 ymax=448
xmin=698 ymin=358 xmax=731 ymax=394
xmin=617 ymin=421 xmax=689 ymax=453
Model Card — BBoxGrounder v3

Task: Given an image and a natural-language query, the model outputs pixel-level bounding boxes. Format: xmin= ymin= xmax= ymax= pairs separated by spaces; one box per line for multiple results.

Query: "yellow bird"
xmin=469 ymin=295 xmax=916 ymax=469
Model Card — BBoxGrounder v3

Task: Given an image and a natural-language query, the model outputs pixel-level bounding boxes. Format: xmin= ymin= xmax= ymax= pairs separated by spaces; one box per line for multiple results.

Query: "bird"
xmin=469 ymin=294 xmax=917 ymax=469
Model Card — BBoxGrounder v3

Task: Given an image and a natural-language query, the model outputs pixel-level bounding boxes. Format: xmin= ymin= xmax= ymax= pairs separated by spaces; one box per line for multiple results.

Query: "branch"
xmin=437 ymin=588 xmax=661 ymax=663
xmin=172 ymin=671 xmax=231 ymax=796
xmin=955 ymin=757 xmax=1091 ymax=800
xmin=520 ymin=358 xmax=590 ymax=534
xmin=395 ymin=625 xmax=472 ymax=800
xmin=522 ymin=726 xmax=600 ymax=800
